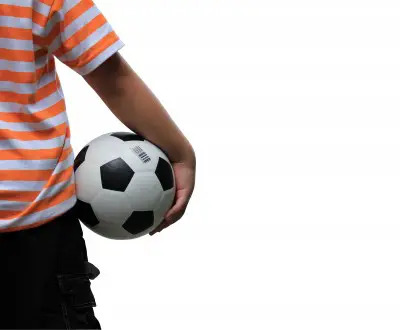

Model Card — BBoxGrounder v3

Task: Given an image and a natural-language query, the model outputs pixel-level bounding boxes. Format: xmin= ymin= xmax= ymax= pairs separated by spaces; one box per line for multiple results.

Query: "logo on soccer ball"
xmin=130 ymin=145 xmax=151 ymax=163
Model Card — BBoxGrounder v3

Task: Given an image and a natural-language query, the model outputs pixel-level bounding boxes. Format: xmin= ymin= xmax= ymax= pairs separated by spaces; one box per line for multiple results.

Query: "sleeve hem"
xmin=76 ymin=39 xmax=125 ymax=76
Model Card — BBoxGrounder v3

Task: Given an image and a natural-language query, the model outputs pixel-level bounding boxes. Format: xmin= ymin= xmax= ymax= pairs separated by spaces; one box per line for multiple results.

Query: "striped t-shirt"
xmin=0 ymin=0 xmax=124 ymax=233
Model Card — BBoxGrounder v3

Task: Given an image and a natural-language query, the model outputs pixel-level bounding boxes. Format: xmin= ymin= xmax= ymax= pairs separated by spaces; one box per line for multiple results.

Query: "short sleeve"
xmin=44 ymin=0 xmax=125 ymax=75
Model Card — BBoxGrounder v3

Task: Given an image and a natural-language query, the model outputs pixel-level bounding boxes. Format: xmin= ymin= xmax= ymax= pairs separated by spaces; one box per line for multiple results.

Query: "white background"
xmin=57 ymin=0 xmax=400 ymax=329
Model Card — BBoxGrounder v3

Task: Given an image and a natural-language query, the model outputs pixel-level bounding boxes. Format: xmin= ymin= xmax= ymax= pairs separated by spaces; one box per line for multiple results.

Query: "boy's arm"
xmin=83 ymin=52 xmax=196 ymax=234
xmin=83 ymin=52 xmax=195 ymax=166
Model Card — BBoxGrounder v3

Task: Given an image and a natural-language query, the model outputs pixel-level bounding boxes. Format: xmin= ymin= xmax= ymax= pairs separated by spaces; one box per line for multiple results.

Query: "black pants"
xmin=0 ymin=204 xmax=101 ymax=329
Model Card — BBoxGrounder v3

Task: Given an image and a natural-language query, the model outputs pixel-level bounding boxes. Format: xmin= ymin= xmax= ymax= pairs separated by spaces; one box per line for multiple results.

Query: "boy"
xmin=0 ymin=0 xmax=196 ymax=328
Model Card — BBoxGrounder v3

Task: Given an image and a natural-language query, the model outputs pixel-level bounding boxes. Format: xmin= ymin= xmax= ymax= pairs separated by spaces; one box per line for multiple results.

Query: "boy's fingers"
xmin=149 ymin=193 xmax=189 ymax=235
xmin=149 ymin=191 xmax=189 ymax=235
xmin=150 ymin=219 xmax=170 ymax=234
xmin=164 ymin=194 xmax=188 ymax=223
xmin=149 ymin=220 xmax=168 ymax=235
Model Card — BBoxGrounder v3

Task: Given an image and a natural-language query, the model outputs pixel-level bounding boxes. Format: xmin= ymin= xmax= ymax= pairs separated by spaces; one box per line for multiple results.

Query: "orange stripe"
xmin=0 ymin=180 xmax=75 ymax=219
xmin=0 ymin=190 xmax=39 ymax=203
xmin=39 ymin=0 xmax=54 ymax=6
xmin=0 ymin=4 xmax=32 ymax=19
xmin=0 ymin=48 xmax=34 ymax=62
xmin=65 ymin=124 xmax=70 ymax=139
xmin=0 ymin=122 xmax=67 ymax=141
xmin=35 ymin=79 xmax=60 ymax=102
xmin=32 ymin=10 xmax=49 ymax=28
xmin=0 ymin=27 xmax=32 ymax=40
xmin=0 ymin=169 xmax=53 ymax=181
xmin=0 ymin=100 xmax=65 ymax=123
xmin=63 ymin=31 xmax=119 ymax=69
xmin=0 ymin=145 xmax=72 ymax=160
xmin=49 ymin=0 xmax=64 ymax=18
xmin=0 ymin=91 xmax=31 ymax=104
xmin=64 ymin=0 xmax=94 ymax=28
xmin=0 ymin=70 xmax=36 ymax=84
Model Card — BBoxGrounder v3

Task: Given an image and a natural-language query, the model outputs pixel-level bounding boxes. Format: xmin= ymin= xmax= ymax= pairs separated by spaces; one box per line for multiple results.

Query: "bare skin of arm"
xmin=82 ymin=52 xmax=196 ymax=235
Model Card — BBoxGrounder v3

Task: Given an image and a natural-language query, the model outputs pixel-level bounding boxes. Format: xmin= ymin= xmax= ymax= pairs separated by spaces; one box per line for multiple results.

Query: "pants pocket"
xmin=57 ymin=261 xmax=101 ymax=329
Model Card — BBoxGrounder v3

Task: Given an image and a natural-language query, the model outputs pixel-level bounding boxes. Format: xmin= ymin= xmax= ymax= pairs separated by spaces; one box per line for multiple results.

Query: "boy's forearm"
xmin=83 ymin=52 xmax=195 ymax=167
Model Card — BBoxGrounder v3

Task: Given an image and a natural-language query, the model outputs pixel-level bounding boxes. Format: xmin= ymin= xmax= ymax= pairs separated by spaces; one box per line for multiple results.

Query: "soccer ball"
xmin=73 ymin=132 xmax=176 ymax=240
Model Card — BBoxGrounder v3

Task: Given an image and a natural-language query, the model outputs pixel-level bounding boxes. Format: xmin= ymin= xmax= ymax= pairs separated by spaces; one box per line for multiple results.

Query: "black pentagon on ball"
xmin=110 ymin=132 xmax=145 ymax=142
xmin=73 ymin=145 xmax=89 ymax=172
xmin=122 ymin=210 xmax=154 ymax=235
xmin=75 ymin=199 xmax=99 ymax=227
xmin=155 ymin=157 xmax=174 ymax=191
xmin=100 ymin=157 xmax=134 ymax=192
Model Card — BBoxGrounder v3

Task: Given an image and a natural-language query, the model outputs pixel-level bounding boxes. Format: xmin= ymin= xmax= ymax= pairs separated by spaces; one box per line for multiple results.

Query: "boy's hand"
xmin=149 ymin=159 xmax=195 ymax=235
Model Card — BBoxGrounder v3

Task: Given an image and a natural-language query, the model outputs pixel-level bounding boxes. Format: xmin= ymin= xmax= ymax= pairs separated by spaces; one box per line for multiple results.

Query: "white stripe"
xmin=33 ymin=0 xmax=51 ymax=17
xmin=0 ymin=103 xmax=25 ymax=112
xmin=0 ymin=0 xmax=35 ymax=6
xmin=63 ymin=136 xmax=71 ymax=149
xmin=0 ymin=70 xmax=55 ymax=95
xmin=0 ymin=89 xmax=63 ymax=113
xmin=0 ymin=179 xmax=45 ymax=191
xmin=27 ymin=88 xmax=63 ymax=114
xmin=53 ymin=150 xmax=74 ymax=174
xmin=0 ymin=59 xmax=34 ymax=72
xmin=63 ymin=0 xmax=82 ymax=14
xmin=0 ymin=53 xmax=50 ymax=76
xmin=0 ymin=112 xmax=67 ymax=132
xmin=0 ymin=200 xmax=28 ymax=211
xmin=0 ymin=16 xmax=31 ymax=29
xmin=0 ymin=158 xmax=57 ymax=170
xmin=0 ymin=135 xmax=65 ymax=150
xmin=0 ymin=38 xmax=33 ymax=51
xmin=0 ymin=81 xmax=35 ymax=95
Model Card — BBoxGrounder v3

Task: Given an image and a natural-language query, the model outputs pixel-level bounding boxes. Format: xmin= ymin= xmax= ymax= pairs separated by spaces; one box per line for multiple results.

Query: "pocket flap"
xmin=84 ymin=261 xmax=100 ymax=280
xmin=57 ymin=273 xmax=97 ymax=308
